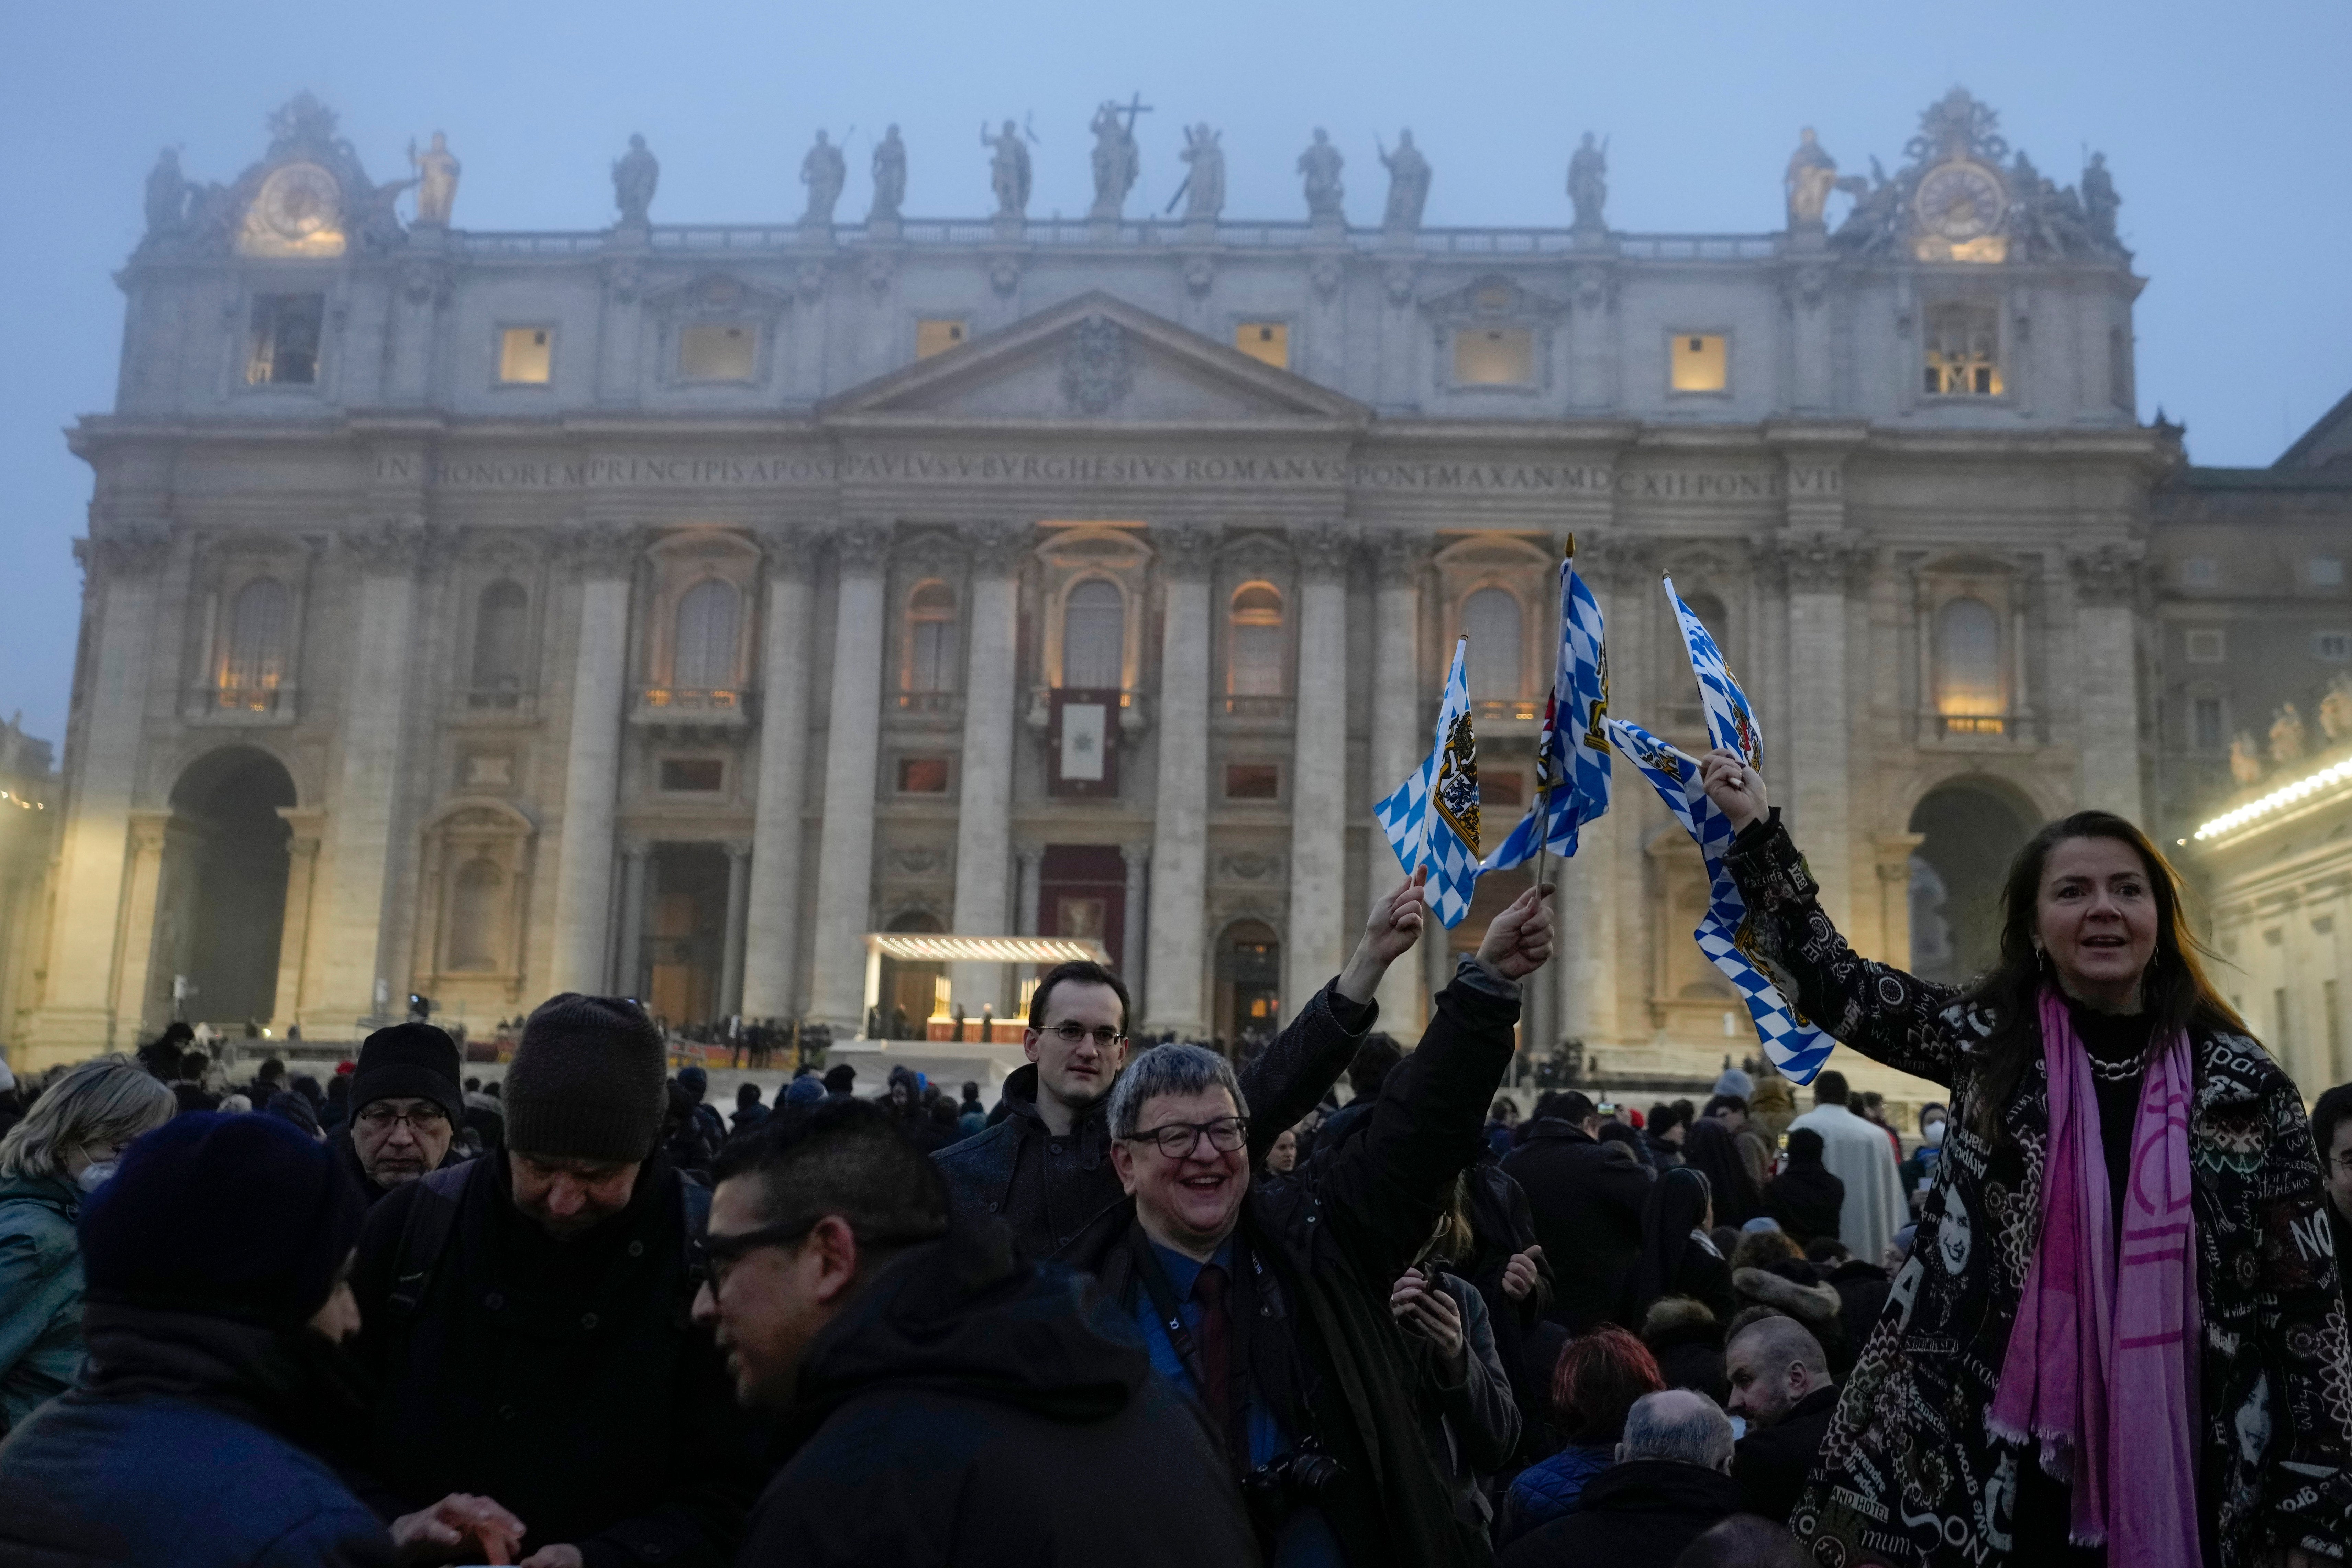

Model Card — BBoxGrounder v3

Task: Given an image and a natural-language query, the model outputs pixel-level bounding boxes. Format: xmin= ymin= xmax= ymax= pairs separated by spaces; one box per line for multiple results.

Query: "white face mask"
xmin=76 ymin=1161 xmax=119 ymax=1193
xmin=1922 ymin=1121 xmax=1947 ymax=1148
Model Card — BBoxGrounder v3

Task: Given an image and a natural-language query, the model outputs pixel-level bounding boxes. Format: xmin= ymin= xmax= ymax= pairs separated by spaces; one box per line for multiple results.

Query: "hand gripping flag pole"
xmin=1373 ymin=636 xmax=1482 ymax=928
xmin=1482 ymin=536 xmax=1612 ymax=888
xmin=1600 ymin=576 xmax=1837 ymax=1083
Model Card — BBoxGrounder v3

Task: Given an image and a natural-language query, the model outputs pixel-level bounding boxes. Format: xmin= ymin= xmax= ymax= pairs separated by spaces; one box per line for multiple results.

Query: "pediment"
xmin=821 ymin=291 xmax=1369 ymax=425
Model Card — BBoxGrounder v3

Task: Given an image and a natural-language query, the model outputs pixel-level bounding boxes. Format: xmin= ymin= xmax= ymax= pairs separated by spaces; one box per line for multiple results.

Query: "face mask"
xmin=1922 ymin=1122 xmax=1947 ymax=1148
xmin=76 ymin=1161 xmax=119 ymax=1193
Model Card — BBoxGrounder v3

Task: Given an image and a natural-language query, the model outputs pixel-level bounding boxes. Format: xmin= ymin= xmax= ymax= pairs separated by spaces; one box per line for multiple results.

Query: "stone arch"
xmin=158 ymin=746 xmax=299 ymax=1027
xmin=1907 ymin=777 xmax=2036 ymax=985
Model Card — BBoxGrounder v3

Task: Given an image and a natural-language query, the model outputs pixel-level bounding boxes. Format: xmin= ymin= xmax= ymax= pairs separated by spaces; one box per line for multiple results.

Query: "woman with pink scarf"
xmin=1699 ymin=748 xmax=2352 ymax=1567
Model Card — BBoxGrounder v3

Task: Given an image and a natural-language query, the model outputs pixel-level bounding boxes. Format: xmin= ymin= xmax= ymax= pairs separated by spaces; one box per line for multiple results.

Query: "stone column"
xmin=308 ymin=521 xmax=427 ymax=1027
xmin=1287 ymin=526 xmax=1350 ymax=1010
xmin=1777 ymin=535 xmax=1862 ymax=929
xmin=809 ymin=524 xmax=892 ymax=1031
xmin=1121 ymin=843 xmax=1150 ymax=1008
xmin=1017 ymin=847 xmax=1044 ymax=935
xmin=2071 ymin=546 xmax=2146 ymax=820
xmin=719 ymin=840 xmax=752 ymax=1018
xmin=1144 ymin=526 xmax=1214 ymax=1036
xmin=109 ymin=813 xmax=174 ymax=1039
xmin=740 ymin=542 xmax=817 ymax=1019
xmin=1557 ymin=519 xmax=1631 ymax=1051
xmin=1872 ymin=832 xmax=1926 ymax=968
xmin=548 ymin=528 xmax=638 ymax=993
xmin=33 ymin=531 xmax=171 ymax=1061
xmin=270 ymin=812 xmax=325 ymax=1027
xmin=950 ymin=524 xmax=1024 ymax=1012
xmin=1367 ymin=535 xmax=1427 ymax=1030
xmin=613 ymin=841 xmax=651 ymax=998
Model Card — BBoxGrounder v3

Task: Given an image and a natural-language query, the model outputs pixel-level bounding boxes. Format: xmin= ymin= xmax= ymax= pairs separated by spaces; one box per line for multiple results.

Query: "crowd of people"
xmin=1 ymin=748 xmax=2351 ymax=1565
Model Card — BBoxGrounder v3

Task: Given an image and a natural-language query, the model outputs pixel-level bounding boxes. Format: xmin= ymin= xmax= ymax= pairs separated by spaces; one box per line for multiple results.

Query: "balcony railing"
xmin=1934 ymin=713 xmax=2012 ymax=739
xmin=639 ymin=688 xmax=740 ymax=712
xmin=894 ymin=691 xmax=959 ymax=714
xmin=1223 ymin=695 xmax=1295 ymax=720
xmin=1474 ymin=699 xmax=1545 ymax=724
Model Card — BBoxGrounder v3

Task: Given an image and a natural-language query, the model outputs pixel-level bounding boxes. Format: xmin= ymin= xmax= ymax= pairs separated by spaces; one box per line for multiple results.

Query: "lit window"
xmin=1225 ymin=763 xmax=1279 ymax=800
xmin=1462 ymin=588 xmax=1523 ymax=701
xmin=1455 ymin=327 xmax=1533 ymax=386
xmin=1923 ymin=303 xmax=2001 ymax=397
xmin=659 ymin=758 xmax=725 ymax=792
xmin=218 ymin=578 xmax=289 ymax=707
xmin=2317 ymin=631 xmax=2352 ymax=662
xmin=897 ymin=756 xmax=952 ymax=794
xmin=498 ymin=327 xmax=553 ymax=384
xmin=904 ymin=581 xmax=957 ymax=693
xmin=1228 ymin=583 xmax=1285 ymax=697
xmin=673 ymin=580 xmax=740 ymax=690
xmin=2312 ymin=557 xmax=2345 ymax=588
xmin=1235 ymin=322 xmax=1289 ymax=369
xmin=678 ymin=322 xmax=757 ymax=382
xmin=2193 ymin=697 xmax=2226 ymax=751
xmin=245 ymin=294 xmax=324 ymax=385
xmin=469 ymin=580 xmax=529 ymax=706
xmin=2186 ymin=629 xmax=2226 ymax=663
xmin=916 ymin=319 xmax=967 ymax=359
xmin=448 ymin=859 xmax=504 ymax=971
xmin=2182 ymin=557 xmax=2219 ymax=588
xmin=1934 ymin=596 xmax=2004 ymax=732
xmin=1062 ymin=579 xmax=1125 ymax=690
xmin=1670 ymin=334 xmax=1727 ymax=393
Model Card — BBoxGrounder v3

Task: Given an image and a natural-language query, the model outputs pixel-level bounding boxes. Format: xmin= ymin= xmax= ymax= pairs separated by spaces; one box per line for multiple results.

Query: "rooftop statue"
xmin=800 ymin=130 xmax=847 ymax=227
xmin=1174 ymin=123 xmax=1224 ymax=222
xmin=612 ymin=133 xmax=659 ymax=226
xmin=983 ymin=119 xmax=1031 ymax=220
xmin=2230 ymin=731 xmax=2264 ymax=785
xmin=1784 ymin=127 xmax=1837 ymax=228
xmin=2273 ymin=702 xmax=2310 ymax=764
xmin=870 ymin=125 xmax=907 ymax=221
xmin=1379 ymin=129 xmax=1431 ymax=231
xmin=1568 ymin=132 xmax=1608 ymax=230
xmin=144 ymin=147 xmax=191 ymax=240
xmin=2322 ymin=675 xmax=2352 ymax=743
xmin=1298 ymin=128 xmax=1344 ymax=223
xmin=2081 ymin=151 xmax=2120 ymax=245
xmin=409 ymin=131 xmax=460 ymax=226
xmin=1089 ymin=97 xmax=1147 ymax=220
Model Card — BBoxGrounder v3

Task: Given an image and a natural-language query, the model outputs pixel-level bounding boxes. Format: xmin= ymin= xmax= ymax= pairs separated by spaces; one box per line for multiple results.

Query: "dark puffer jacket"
xmin=737 ymin=1222 xmax=1256 ymax=1565
xmin=1498 ymin=1458 xmax=1742 ymax=1568
xmin=1501 ymin=1120 xmax=1653 ymax=1330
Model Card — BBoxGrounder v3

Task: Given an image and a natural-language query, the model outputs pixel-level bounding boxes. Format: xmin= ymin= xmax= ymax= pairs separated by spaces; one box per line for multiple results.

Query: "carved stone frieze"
xmin=832 ymin=520 xmax=893 ymax=575
xmin=563 ymin=522 xmax=644 ymax=579
xmin=2068 ymin=543 xmax=2146 ymax=608
xmin=1217 ymin=851 xmax=1285 ymax=882
xmin=1572 ymin=532 xmax=1654 ymax=588
xmin=1766 ymin=531 xmax=1873 ymax=594
xmin=1292 ymin=523 xmax=1350 ymax=582
xmin=863 ymin=250 xmax=897 ymax=297
xmin=1571 ymin=263 xmax=1617 ymax=313
xmin=757 ymin=526 xmax=823 ymax=580
xmin=964 ymin=521 xmax=1030 ymax=576
xmin=604 ymin=256 xmax=644 ymax=303
xmin=988 ymin=253 xmax=1023 ymax=297
xmin=1183 ymin=256 xmax=1215 ymax=299
xmin=885 ymin=846 xmax=950 ymax=876
xmin=344 ymin=517 xmax=434 ymax=574
xmin=1060 ymin=316 xmax=1134 ymax=416
xmin=1153 ymin=522 xmax=1217 ymax=579
xmin=400 ymin=257 xmax=453 ymax=307
xmin=1384 ymin=262 xmax=1417 ymax=306
xmin=1372 ymin=532 xmax=1432 ymax=587
xmin=1309 ymin=256 xmax=1343 ymax=298
xmin=84 ymin=526 xmax=175 ymax=578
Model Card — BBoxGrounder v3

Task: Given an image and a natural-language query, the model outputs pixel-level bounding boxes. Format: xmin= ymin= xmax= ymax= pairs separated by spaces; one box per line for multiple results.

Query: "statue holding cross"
xmin=1088 ymin=94 xmax=1150 ymax=220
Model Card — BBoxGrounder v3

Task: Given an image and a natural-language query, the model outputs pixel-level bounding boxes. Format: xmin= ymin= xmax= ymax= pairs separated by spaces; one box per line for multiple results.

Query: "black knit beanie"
xmin=506 ymin=994 xmax=666 ymax=1164
xmin=351 ymin=1022 xmax=464 ymax=1125
xmin=82 ymin=1111 xmax=363 ymax=1325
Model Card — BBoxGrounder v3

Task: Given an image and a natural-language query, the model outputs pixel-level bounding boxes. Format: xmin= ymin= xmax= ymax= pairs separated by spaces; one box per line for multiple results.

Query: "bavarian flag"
xmin=1483 ymin=537 xmax=1611 ymax=871
xmin=1374 ymin=636 xmax=1482 ymax=928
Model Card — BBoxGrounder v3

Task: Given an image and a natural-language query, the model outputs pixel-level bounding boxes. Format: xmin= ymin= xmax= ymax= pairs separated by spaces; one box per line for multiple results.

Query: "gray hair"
xmin=1106 ymin=1043 xmax=1249 ymax=1142
xmin=1620 ymin=1389 xmax=1735 ymax=1470
xmin=0 ymin=1055 xmax=178 ymax=1181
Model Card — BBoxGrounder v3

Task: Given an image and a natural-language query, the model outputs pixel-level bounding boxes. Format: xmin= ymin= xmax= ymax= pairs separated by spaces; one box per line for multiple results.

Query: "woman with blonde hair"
xmin=0 ymin=1055 xmax=176 ymax=1432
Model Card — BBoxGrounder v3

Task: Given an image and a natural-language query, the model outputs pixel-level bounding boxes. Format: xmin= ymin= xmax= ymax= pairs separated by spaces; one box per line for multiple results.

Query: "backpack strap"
xmin=385 ymin=1161 xmax=472 ymax=1321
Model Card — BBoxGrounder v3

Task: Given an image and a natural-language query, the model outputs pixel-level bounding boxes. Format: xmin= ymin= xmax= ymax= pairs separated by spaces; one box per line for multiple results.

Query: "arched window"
xmin=447 ymin=858 xmax=504 ymax=971
xmin=1935 ymin=596 xmax=2004 ymax=730
xmin=1228 ymin=583 xmax=1285 ymax=697
xmin=1462 ymin=587 xmax=1523 ymax=702
xmin=1062 ymin=579 xmax=1125 ymax=691
xmin=904 ymin=580 xmax=957 ymax=693
xmin=470 ymin=581 xmax=529 ymax=697
xmin=674 ymin=580 xmax=740 ymax=691
xmin=220 ymin=577 xmax=289 ymax=706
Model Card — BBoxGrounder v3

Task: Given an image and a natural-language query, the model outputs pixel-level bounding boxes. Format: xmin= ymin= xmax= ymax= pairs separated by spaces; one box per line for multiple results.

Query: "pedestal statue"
xmin=409 ymin=131 xmax=460 ymax=226
xmin=800 ymin=130 xmax=846 ymax=227
xmin=1299 ymin=128 xmax=1345 ymax=224
xmin=1568 ymin=132 xmax=1608 ymax=230
xmin=1379 ymin=129 xmax=1431 ymax=231
xmin=870 ymin=125 xmax=907 ymax=222
xmin=983 ymin=119 xmax=1031 ymax=220
xmin=1175 ymin=123 xmax=1224 ymax=222
xmin=1784 ymin=127 xmax=1837 ymax=229
xmin=612 ymin=134 xmax=659 ymax=226
xmin=1089 ymin=99 xmax=1144 ymax=220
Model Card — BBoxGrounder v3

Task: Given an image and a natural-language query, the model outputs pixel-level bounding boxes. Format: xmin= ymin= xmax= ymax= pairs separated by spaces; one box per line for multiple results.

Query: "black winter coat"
xmin=1496 ymin=1459 xmax=1741 ymax=1568
xmin=349 ymin=1151 xmax=765 ymax=1567
xmin=1760 ymin=1157 xmax=1843 ymax=1245
xmin=1730 ymin=1383 xmax=1838 ymax=1525
xmin=1060 ymin=963 xmax=1524 ymax=1568
xmin=1501 ymin=1121 xmax=1652 ymax=1330
xmin=738 ymin=1223 xmax=1257 ymax=1566
xmin=935 ymin=982 xmax=1372 ymax=1261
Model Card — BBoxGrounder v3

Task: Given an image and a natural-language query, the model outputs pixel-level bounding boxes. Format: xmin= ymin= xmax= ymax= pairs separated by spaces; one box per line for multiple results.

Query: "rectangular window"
xmin=2186 ymin=629 xmax=2226 ymax=663
xmin=897 ymin=755 xmax=951 ymax=794
xmin=498 ymin=327 xmax=553 ymax=384
xmin=1235 ymin=322 xmax=1289 ymax=369
xmin=1669 ymin=333 xmax=1727 ymax=393
xmin=915 ymin=319 xmax=967 ymax=359
xmin=245 ymin=294 xmax=324 ymax=385
xmin=658 ymin=758 xmax=725 ymax=792
xmin=2181 ymin=556 xmax=2219 ymax=588
xmin=2312 ymin=556 xmax=2345 ymax=588
xmin=2318 ymin=631 xmax=2352 ymax=662
xmin=678 ymin=322 xmax=758 ymax=382
xmin=1923 ymin=303 xmax=2001 ymax=397
xmin=2193 ymin=697 xmax=2226 ymax=751
xmin=1224 ymin=763 xmax=1280 ymax=800
xmin=1454 ymin=327 xmax=1533 ymax=386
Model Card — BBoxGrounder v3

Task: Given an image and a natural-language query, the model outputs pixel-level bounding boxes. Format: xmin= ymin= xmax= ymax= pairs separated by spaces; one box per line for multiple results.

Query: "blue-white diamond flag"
xmin=1374 ymin=636 xmax=1482 ymax=928
xmin=1601 ymin=716 xmax=1836 ymax=1083
xmin=1484 ymin=540 xmax=1611 ymax=871
xmin=1664 ymin=573 xmax=1763 ymax=770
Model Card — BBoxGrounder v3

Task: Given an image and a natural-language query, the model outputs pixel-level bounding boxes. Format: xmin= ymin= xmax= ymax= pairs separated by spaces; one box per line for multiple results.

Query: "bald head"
xmin=1725 ymin=1313 xmax=1831 ymax=1428
xmin=1619 ymin=1389 xmax=1735 ymax=1472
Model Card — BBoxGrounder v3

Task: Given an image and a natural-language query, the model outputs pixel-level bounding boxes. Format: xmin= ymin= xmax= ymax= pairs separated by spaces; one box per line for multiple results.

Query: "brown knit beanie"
xmin=506 ymin=994 xmax=666 ymax=1164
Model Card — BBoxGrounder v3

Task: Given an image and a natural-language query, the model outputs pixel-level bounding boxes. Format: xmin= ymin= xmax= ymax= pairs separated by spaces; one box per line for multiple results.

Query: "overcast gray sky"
xmin=3 ymin=0 xmax=2345 ymax=746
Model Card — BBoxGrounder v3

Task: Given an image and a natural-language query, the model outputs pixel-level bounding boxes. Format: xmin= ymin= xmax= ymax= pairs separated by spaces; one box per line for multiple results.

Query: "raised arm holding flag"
xmin=1375 ymin=635 xmax=1483 ymax=928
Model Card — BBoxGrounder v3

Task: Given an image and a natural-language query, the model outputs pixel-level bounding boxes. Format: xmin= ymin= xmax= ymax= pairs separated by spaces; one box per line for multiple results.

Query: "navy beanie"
xmin=351 ymin=1022 xmax=465 ymax=1125
xmin=82 ymin=1112 xmax=364 ymax=1325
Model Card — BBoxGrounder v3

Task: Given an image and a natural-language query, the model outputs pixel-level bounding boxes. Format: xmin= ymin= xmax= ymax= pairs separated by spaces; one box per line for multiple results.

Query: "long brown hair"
xmin=1964 ymin=810 xmax=2246 ymax=1145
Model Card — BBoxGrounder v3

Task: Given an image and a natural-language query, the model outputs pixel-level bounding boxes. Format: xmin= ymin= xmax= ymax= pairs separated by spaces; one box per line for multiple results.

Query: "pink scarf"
xmin=1987 ymin=988 xmax=2200 ymax=1559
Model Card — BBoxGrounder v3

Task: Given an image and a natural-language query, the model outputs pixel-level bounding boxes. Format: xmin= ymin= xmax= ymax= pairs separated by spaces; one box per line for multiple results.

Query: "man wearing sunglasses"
xmin=693 ymin=1096 xmax=1257 ymax=1565
xmin=937 ymin=875 xmax=1430 ymax=1262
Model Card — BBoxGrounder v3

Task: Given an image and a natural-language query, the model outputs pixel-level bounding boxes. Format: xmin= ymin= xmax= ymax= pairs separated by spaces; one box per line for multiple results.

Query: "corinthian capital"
xmin=343 ymin=518 xmax=434 ymax=574
xmin=964 ymin=521 xmax=1031 ymax=576
xmin=2068 ymin=543 xmax=2146 ymax=608
xmin=832 ymin=520 xmax=893 ymax=576
xmin=1767 ymin=530 xmax=1872 ymax=594
xmin=1291 ymin=522 xmax=1351 ymax=583
xmin=83 ymin=525 xmax=175 ymax=579
xmin=563 ymin=522 xmax=644 ymax=579
xmin=1152 ymin=523 xmax=1217 ymax=580
xmin=1372 ymin=532 xmax=1431 ymax=588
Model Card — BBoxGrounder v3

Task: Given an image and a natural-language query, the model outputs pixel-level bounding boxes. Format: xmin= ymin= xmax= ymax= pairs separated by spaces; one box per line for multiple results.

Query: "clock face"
xmin=256 ymin=163 xmax=341 ymax=240
xmin=1915 ymin=161 xmax=2006 ymax=242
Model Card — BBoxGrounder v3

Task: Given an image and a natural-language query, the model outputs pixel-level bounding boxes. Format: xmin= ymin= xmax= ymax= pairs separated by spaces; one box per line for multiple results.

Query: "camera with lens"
xmin=1243 ymin=1438 xmax=1346 ymax=1533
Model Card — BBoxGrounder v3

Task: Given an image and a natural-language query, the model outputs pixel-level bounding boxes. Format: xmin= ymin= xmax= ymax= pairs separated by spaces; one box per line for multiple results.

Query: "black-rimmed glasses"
xmin=691 ymin=1218 xmax=948 ymax=1290
xmin=1042 ymin=1022 xmax=1127 ymax=1049
xmin=1125 ymin=1116 xmax=1250 ymax=1158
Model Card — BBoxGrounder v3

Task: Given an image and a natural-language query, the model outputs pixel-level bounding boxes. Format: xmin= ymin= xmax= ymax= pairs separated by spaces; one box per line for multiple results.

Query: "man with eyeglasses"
xmin=340 ymin=1022 xmax=467 ymax=1205
xmin=937 ymin=889 xmax=1426 ymax=1262
xmin=691 ymin=1095 xmax=1257 ymax=1565
xmin=1058 ymin=872 xmax=1555 ymax=1568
